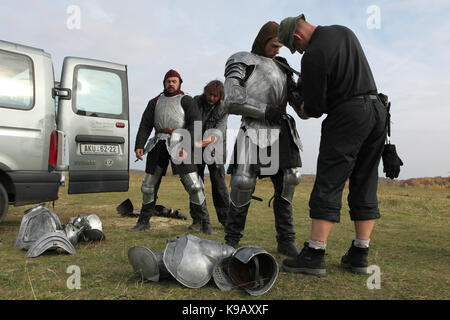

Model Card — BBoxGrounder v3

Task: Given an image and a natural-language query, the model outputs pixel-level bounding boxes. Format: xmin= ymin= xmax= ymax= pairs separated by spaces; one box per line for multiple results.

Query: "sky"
xmin=1 ymin=0 xmax=449 ymax=179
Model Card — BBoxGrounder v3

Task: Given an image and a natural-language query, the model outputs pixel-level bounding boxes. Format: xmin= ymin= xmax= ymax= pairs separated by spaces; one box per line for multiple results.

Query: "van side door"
xmin=57 ymin=57 xmax=129 ymax=194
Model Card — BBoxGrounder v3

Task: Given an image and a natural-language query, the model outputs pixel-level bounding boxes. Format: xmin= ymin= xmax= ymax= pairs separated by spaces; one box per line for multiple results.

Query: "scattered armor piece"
xmin=127 ymin=236 xmax=279 ymax=295
xmin=212 ymin=246 xmax=279 ymax=296
xmin=155 ymin=205 xmax=188 ymax=220
xmin=163 ymin=234 xmax=236 ymax=289
xmin=65 ymin=222 xmax=85 ymax=246
xmin=116 ymin=198 xmax=187 ymax=220
xmin=65 ymin=214 xmax=105 ymax=243
xmin=14 ymin=205 xmax=63 ymax=250
xmin=25 ymin=230 xmax=76 ymax=258
xmin=128 ymin=246 xmax=170 ymax=282
xmin=127 ymin=235 xmax=280 ymax=295
xmin=116 ymin=198 xmax=135 ymax=216
xmin=212 ymin=256 xmax=235 ymax=291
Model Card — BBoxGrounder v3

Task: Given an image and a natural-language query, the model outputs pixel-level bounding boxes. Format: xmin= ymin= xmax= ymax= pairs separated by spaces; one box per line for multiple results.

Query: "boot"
xmin=188 ymin=202 xmax=202 ymax=232
xmin=224 ymin=202 xmax=250 ymax=248
xmin=341 ymin=240 xmax=370 ymax=274
xmin=277 ymin=241 xmax=300 ymax=257
xmin=191 ymin=201 xmax=217 ymax=235
xmin=188 ymin=221 xmax=201 ymax=231
xmin=129 ymin=202 xmax=154 ymax=231
xmin=273 ymin=195 xmax=298 ymax=257
xmin=201 ymin=222 xmax=216 ymax=235
xmin=282 ymin=242 xmax=326 ymax=277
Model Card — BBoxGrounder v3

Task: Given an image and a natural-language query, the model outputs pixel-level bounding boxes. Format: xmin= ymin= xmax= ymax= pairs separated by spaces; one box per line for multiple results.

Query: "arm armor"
xmin=223 ymin=52 xmax=268 ymax=120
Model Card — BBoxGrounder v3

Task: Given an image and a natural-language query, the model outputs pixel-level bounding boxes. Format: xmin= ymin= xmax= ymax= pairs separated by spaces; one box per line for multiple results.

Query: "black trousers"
xmin=309 ymin=97 xmax=387 ymax=222
xmin=197 ymin=163 xmax=230 ymax=224
xmin=146 ymin=140 xmax=197 ymax=175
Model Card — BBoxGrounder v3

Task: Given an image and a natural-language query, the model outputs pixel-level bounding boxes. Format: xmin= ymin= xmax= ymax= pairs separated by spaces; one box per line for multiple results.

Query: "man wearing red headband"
xmin=132 ymin=69 xmax=215 ymax=235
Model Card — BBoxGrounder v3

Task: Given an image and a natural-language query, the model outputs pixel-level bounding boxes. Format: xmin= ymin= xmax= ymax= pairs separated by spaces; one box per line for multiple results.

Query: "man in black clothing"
xmin=132 ymin=69 xmax=215 ymax=235
xmin=193 ymin=80 xmax=230 ymax=229
xmin=278 ymin=14 xmax=387 ymax=276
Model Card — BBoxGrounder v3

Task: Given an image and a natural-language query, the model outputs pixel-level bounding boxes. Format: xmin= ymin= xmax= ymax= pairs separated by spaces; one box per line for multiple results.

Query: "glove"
xmin=265 ymin=105 xmax=284 ymax=124
xmin=382 ymin=144 xmax=404 ymax=179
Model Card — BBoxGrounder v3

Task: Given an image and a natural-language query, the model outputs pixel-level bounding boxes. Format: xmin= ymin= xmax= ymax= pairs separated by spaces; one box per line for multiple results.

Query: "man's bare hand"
xmin=178 ymin=148 xmax=188 ymax=159
xmin=135 ymin=148 xmax=144 ymax=161
xmin=195 ymin=135 xmax=217 ymax=148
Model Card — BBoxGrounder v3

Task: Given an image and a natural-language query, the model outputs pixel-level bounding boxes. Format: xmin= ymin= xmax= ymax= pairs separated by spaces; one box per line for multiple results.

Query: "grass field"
xmin=0 ymin=171 xmax=449 ymax=300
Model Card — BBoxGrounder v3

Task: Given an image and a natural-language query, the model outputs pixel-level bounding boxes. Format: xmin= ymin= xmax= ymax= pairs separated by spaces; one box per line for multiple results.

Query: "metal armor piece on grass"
xmin=163 ymin=234 xmax=236 ymax=288
xmin=14 ymin=205 xmax=63 ymax=250
xmin=128 ymin=246 xmax=170 ymax=282
xmin=65 ymin=214 xmax=105 ymax=245
xmin=212 ymin=245 xmax=279 ymax=296
xmin=25 ymin=231 xmax=76 ymax=258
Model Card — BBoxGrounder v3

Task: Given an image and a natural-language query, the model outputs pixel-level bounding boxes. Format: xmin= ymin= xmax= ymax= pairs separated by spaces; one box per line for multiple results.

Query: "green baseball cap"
xmin=278 ymin=14 xmax=305 ymax=54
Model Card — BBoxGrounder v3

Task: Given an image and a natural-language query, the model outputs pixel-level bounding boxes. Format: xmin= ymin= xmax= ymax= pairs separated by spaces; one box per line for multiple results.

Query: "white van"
xmin=0 ymin=40 xmax=130 ymax=222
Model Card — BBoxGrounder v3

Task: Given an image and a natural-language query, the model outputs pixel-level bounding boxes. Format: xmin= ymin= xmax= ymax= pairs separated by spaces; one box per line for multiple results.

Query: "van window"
xmin=0 ymin=50 xmax=34 ymax=110
xmin=74 ymin=67 xmax=122 ymax=116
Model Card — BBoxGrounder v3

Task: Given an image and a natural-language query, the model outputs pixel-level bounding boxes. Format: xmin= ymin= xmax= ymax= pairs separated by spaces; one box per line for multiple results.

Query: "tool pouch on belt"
xmin=379 ymin=93 xmax=404 ymax=180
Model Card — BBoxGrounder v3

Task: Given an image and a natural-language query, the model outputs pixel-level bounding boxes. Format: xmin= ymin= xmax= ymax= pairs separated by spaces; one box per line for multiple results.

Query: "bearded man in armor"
xmin=223 ymin=22 xmax=305 ymax=256
xmin=132 ymin=69 xmax=215 ymax=235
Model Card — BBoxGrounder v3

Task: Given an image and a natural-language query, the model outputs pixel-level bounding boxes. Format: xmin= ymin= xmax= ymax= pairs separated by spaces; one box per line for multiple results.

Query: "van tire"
xmin=0 ymin=183 xmax=8 ymax=223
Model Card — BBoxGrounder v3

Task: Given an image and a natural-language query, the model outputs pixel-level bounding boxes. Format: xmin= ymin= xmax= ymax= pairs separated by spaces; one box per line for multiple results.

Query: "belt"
xmin=352 ymin=94 xmax=379 ymax=101
xmin=156 ymin=128 xmax=174 ymax=134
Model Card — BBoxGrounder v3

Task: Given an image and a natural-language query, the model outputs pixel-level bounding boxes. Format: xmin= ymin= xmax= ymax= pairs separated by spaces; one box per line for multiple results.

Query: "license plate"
xmin=80 ymin=144 xmax=119 ymax=155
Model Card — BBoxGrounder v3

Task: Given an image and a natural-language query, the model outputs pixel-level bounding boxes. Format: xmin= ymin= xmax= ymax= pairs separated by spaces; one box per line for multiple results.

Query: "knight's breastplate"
xmin=245 ymin=55 xmax=288 ymax=108
xmin=243 ymin=55 xmax=288 ymax=147
xmin=154 ymin=94 xmax=185 ymax=130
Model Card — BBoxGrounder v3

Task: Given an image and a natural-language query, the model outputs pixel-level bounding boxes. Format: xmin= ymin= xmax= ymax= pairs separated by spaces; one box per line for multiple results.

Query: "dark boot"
xmin=341 ymin=240 xmax=370 ymax=274
xmin=277 ymin=241 xmax=300 ymax=258
xmin=188 ymin=221 xmax=201 ymax=231
xmin=282 ymin=242 xmax=326 ymax=277
xmin=191 ymin=201 xmax=217 ymax=235
xmin=224 ymin=202 xmax=250 ymax=248
xmin=188 ymin=202 xmax=202 ymax=232
xmin=129 ymin=202 xmax=154 ymax=231
xmin=273 ymin=195 xmax=298 ymax=257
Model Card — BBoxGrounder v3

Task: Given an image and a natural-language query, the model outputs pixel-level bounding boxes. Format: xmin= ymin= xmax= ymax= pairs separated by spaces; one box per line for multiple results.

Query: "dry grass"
xmin=0 ymin=171 xmax=449 ymax=300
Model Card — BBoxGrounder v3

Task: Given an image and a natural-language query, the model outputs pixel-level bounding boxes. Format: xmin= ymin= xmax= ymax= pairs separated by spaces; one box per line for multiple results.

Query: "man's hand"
xmin=265 ymin=104 xmax=285 ymax=124
xmin=178 ymin=148 xmax=188 ymax=159
xmin=195 ymin=135 xmax=217 ymax=148
xmin=135 ymin=148 xmax=144 ymax=161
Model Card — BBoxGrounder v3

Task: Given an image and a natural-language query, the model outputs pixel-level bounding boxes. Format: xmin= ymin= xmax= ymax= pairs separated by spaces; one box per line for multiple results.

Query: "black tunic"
xmin=301 ymin=25 xmax=378 ymax=118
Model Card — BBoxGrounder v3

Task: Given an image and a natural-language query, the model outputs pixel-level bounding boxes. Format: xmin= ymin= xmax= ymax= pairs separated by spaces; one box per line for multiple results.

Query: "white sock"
xmin=354 ymin=238 xmax=370 ymax=248
xmin=308 ymin=239 xmax=327 ymax=250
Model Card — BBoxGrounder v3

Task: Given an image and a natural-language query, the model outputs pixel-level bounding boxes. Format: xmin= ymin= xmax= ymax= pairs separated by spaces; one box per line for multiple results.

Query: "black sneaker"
xmin=341 ymin=240 xmax=369 ymax=274
xmin=282 ymin=242 xmax=326 ymax=277
xmin=277 ymin=241 xmax=300 ymax=258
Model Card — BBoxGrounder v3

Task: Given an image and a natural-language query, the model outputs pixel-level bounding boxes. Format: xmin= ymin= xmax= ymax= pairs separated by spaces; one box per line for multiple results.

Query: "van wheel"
xmin=0 ymin=183 xmax=8 ymax=223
